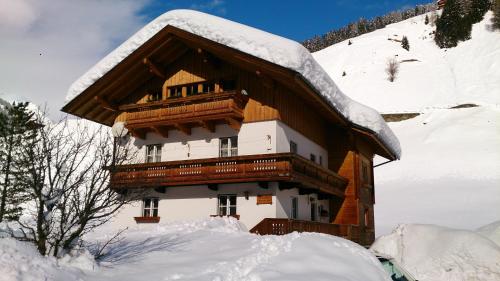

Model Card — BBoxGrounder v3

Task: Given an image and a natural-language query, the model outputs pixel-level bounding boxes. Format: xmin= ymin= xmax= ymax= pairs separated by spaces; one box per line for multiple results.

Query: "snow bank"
xmin=0 ymin=238 xmax=94 ymax=281
xmin=84 ymin=217 xmax=390 ymax=281
xmin=1 ymin=218 xmax=391 ymax=280
xmin=65 ymin=9 xmax=400 ymax=159
xmin=371 ymin=223 xmax=500 ymax=281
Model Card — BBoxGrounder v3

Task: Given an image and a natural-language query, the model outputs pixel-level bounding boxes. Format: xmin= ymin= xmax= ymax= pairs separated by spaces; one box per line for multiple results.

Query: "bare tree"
xmin=10 ymin=111 xmax=137 ymax=257
xmin=386 ymin=58 xmax=400 ymax=82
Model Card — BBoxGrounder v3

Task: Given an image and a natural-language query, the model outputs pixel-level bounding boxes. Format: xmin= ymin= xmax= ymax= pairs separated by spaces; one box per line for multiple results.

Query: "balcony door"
xmin=219 ymin=136 xmax=238 ymax=157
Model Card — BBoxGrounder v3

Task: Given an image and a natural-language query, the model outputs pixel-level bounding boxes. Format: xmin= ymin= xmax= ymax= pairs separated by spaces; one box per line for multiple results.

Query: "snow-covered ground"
xmin=372 ymin=223 xmax=500 ymax=281
xmin=314 ymin=12 xmax=500 ymax=236
xmin=0 ymin=218 xmax=392 ymax=281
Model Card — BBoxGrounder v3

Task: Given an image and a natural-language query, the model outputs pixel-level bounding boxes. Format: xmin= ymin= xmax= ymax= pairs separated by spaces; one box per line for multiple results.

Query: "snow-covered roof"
xmin=65 ymin=9 xmax=401 ymax=159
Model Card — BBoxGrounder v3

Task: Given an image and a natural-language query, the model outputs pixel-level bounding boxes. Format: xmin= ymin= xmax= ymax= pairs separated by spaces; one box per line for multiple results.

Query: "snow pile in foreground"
xmin=371 ymin=223 xmax=500 ymax=281
xmin=65 ymin=9 xmax=400 ymax=159
xmin=85 ymin=218 xmax=390 ymax=281
xmin=0 ymin=238 xmax=95 ymax=281
xmin=0 ymin=218 xmax=391 ymax=281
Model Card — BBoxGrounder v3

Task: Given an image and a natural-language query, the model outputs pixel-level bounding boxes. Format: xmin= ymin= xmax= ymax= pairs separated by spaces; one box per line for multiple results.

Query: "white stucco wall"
xmin=121 ymin=120 xmax=327 ymax=165
xmin=110 ymin=183 xmax=279 ymax=230
xmin=275 ymin=120 xmax=328 ymax=168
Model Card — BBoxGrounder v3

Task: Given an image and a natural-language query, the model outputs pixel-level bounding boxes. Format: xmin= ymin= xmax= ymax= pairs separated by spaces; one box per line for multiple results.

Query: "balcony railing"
xmin=249 ymin=218 xmax=369 ymax=245
xmin=119 ymin=91 xmax=249 ymax=135
xmin=109 ymin=153 xmax=348 ymax=197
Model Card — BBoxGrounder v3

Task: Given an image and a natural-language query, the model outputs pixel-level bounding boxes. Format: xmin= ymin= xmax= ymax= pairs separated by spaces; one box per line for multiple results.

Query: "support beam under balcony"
xmin=174 ymin=123 xmax=191 ymax=135
xmin=152 ymin=126 xmax=169 ymax=138
xmin=129 ymin=128 xmax=146 ymax=140
xmin=198 ymin=120 xmax=215 ymax=133
xmin=225 ymin=117 xmax=242 ymax=131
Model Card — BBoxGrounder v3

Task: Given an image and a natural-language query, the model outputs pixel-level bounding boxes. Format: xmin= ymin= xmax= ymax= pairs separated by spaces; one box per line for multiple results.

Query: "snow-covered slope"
xmin=477 ymin=221 xmax=500 ymax=247
xmin=313 ymin=12 xmax=500 ymax=113
xmin=314 ymin=12 xmax=500 ymax=235
xmin=1 ymin=218 xmax=392 ymax=281
xmin=371 ymin=223 xmax=500 ymax=281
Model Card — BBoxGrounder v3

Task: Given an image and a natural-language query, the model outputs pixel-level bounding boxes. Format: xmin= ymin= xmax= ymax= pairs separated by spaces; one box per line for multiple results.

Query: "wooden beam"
xmin=198 ymin=120 xmax=215 ymax=133
xmin=143 ymin=57 xmax=166 ymax=79
xmin=129 ymin=128 xmax=146 ymax=140
xmin=174 ymin=123 xmax=191 ymax=135
xmin=258 ymin=181 xmax=269 ymax=189
xmin=94 ymin=96 xmax=118 ymax=112
xmin=225 ymin=117 xmax=242 ymax=131
xmin=152 ymin=126 xmax=169 ymax=138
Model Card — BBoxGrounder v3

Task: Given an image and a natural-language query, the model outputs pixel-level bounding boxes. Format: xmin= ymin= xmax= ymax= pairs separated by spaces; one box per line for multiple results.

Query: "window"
xmin=146 ymin=144 xmax=162 ymax=163
xmin=219 ymin=79 xmax=236 ymax=91
xmin=310 ymin=202 xmax=317 ymax=221
xmin=364 ymin=207 xmax=371 ymax=228
xmin=202 ymin=82 xmax=215 ymax=93
xmin=291 ymin=197 xmax=298 ymax=219
xmin=142 ymin=198 xmax=159 ymax=217
xmin=219 ymin=136 xmax=238 ymax=157
xmin=186 ymin=84 xmax=199 ymax=96
xmin=310 ymin=154 xmax=316 ymax=163
xmin=218 ymin=194 xmax=237 ymax=216
xmin=149 ymin=92 xmax=162 ymax=102
xmin=168 ymin=86 xmax=183 ymax=98
xmin=290 ymin=141 xmax=297 ymax=154
xmin=319 ymin=155 xmax=323 ymax=166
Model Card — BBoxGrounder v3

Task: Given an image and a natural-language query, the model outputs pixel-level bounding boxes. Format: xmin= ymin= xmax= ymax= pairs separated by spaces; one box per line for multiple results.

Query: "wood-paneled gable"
xmin=116 ymin=50 xmax=328 ymax=147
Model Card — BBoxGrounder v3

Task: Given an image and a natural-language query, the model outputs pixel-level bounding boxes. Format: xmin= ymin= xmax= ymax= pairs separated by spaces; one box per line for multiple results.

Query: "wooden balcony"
xmin=109 ymin=153 xmax=348 ymax=197
xmin=119 ymin=91 xmax=249 ymax=138
xmin=249 ymin=218 xmax=370 ymax=246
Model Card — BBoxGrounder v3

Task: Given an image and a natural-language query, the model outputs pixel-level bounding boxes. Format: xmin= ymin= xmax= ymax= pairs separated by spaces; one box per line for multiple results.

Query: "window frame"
xmin=310 ymin=202 xmax=317 ymax=221
xmin=142 ymin=198 xmax=159 ymax=217
xmin=290 ymin=197 xmax=298 ymax=219
xmin=310 ymin=153 xmax=316 ymax=163
xmin=217 ymin=194 xmax=237 ymax=216
xmin=219 ymin=136 xmax=238 ymax=157
xmin=148 ymin=92 xmax=162 ymax=102
xmin=289 ymin=141 xmax=298 ymax=154
xmin=146 ymin=144 xmax=162 ymax=163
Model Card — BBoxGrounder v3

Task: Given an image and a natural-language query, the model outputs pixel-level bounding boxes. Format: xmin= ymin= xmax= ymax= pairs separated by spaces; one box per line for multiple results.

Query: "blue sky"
xmin=141 ymin=0 xmax=433 ymax=41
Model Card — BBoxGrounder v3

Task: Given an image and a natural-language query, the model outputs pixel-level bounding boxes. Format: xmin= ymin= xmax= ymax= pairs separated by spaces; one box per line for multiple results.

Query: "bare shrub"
xmin=386 ymin=58 xmax=400 ymax=82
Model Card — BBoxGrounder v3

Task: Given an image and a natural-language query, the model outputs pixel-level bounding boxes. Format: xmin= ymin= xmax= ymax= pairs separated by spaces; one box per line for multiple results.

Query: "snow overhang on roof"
xmin=64 ymin=9 xmax=401 ymax=160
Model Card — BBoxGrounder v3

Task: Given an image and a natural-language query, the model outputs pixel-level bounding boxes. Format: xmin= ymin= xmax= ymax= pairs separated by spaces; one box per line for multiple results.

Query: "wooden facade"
xmin=62 ymin=24 xmax=397 ymax=246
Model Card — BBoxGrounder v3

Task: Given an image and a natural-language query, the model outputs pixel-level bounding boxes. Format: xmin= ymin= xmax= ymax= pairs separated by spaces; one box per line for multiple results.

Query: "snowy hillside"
xmin=314 ymin=12 xmax=500 ymax=235
xmin=0 ymin=218 xmax=392 ymax=281
xmin=313 ymin=12 xmax=500 ymax=113
xmin=371 ymin=223 xmax=500 ymax=281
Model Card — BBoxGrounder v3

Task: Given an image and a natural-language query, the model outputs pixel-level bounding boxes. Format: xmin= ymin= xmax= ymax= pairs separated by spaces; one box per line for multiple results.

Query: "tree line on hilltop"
xmin=302 ymin=3 xmax=436 ymax=52
xmin=303 ymin=0 xmax=499 ymax=52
